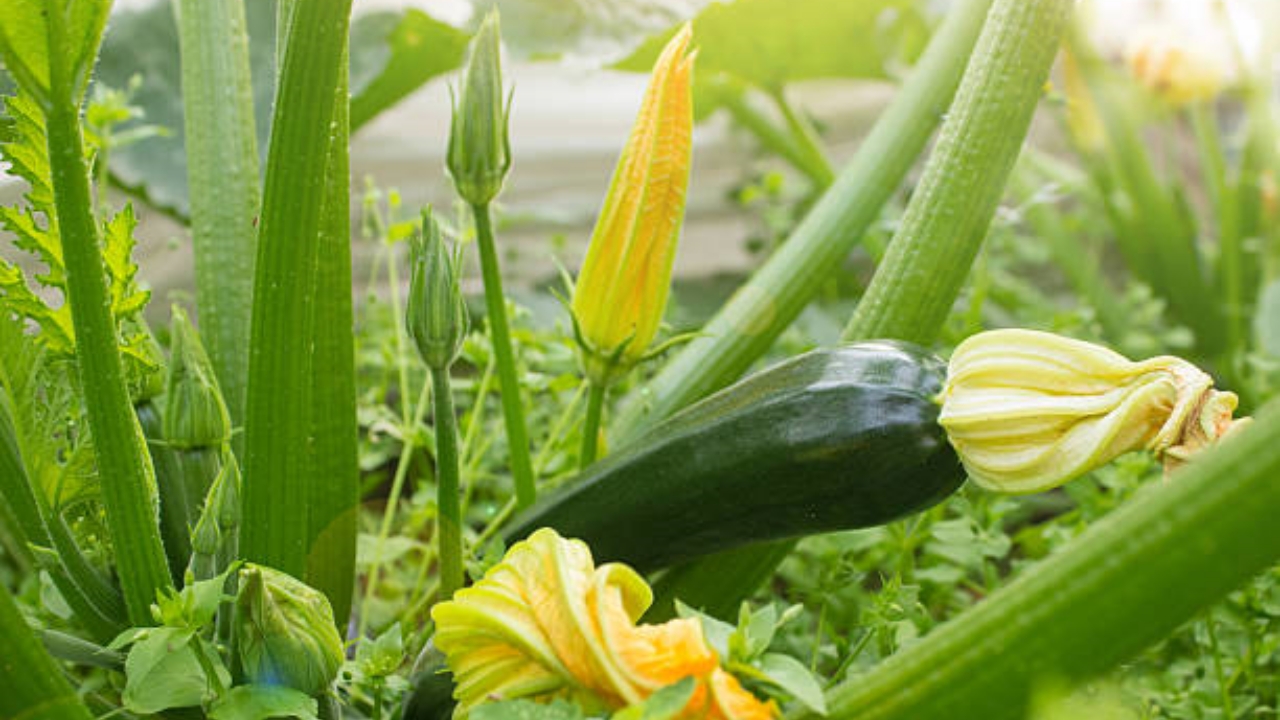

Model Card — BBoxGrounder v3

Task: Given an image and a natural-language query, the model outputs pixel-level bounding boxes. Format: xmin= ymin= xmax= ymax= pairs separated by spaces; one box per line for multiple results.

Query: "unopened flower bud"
xmin=939 ymin=329 xmax=1245 ymax=493
xmin=163 ymin=306 xmax=231 ymax=449
xmin=571 ymin=25 xmax=695 ymax=385
xmin=406 ymin=209 xmax=469 ymax=370
xmin=447 ymin=11 xmax=512 ymax=206
xmin=234 ymin=564 xmax=344 ymax=696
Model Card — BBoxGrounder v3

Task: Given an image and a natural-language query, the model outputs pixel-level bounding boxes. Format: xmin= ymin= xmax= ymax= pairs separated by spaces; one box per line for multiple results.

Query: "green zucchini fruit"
xmin=504 ymin=340 xmax=965 ymax=572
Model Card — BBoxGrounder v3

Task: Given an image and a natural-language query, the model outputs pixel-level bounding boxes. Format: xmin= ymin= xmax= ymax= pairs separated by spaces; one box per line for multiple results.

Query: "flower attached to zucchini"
xmin=570 ymin=24 xmax=695 ymax=386
xmin=431 ymin=528 xmax=776 ymax=719
xmin=939 ymin=329 xmax=1247 ymax=493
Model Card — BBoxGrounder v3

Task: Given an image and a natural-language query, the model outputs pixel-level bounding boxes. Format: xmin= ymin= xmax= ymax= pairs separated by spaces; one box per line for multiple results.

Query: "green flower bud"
xmin=234 ymin=564 xmax=344 ymax=697
xmin=163 ymin=306 xmax=231 ymax=449
xmin=406 ymin=209 xmax=469 ymax=369
xmin=447 ymin=10 xmax=512 ymax=206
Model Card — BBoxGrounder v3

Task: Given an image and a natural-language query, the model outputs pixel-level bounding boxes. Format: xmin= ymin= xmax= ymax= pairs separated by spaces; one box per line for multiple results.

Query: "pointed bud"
xmin=447 ymin=11 xmax=512 ymax=206
xmin=163 ymin=307 xmax=231 ymax=449
xmin=570 ymin=25 xmax=695 ymax=385
xmin=406 ymin=209 xmax=469 ymax=369
xmin=939 ymin=329 xmax=1246 ymax=493
xmin=234 ymin=564 xmax=344 ymax=696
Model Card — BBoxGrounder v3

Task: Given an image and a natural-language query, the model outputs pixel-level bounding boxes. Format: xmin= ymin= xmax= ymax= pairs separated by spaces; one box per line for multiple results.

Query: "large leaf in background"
xmin=350 ymin=10 xmax=469 ymax=132
xmin=615 ymin=0 xmax=928 ymax=116
xmin=96 ymin=0 xmax=463 ymax=219
xmin=476 ymin=0 xmax=708 ymax=61
xmin=96 ymin=0 xmax=277 ymax=219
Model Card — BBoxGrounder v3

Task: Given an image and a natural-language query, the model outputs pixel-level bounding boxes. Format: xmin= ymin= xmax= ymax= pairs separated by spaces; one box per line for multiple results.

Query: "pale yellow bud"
xmin=939 ymin=329 xmax=1243 ymax=493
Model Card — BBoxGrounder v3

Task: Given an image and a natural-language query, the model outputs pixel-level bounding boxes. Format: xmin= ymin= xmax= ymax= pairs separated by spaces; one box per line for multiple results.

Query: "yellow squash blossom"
xmin=431 ymin=528 xmax=775 ymax=720
xmin=939 ymin=329 xmax=1245 ymax=493
xmin=570 ymin=25 xmax=695 ymax=384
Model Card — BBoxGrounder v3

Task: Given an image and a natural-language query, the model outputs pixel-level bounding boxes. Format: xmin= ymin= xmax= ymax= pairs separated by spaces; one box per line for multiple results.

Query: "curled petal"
xmin=431 ymin=529 xmax=774 ymax=719
xmin=940 ymin=330 xmax=1243 ymax=492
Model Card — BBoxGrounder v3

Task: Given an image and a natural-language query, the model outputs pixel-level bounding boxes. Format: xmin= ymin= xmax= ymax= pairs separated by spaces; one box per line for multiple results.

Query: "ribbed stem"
xmin=579 ymin=381 xmax=607 ymax=469
xmin=45 ymin=31 xmax=171 ymax=623
xmin=174 ymin=0 xmax=260 ymax=430
xmin=842 ymin=0 xmax=1071 ymax=343
xmin=432 ymin=367 xmax=464 ymax=600
xmin=471 ymin=203 xmax=537 ymax=508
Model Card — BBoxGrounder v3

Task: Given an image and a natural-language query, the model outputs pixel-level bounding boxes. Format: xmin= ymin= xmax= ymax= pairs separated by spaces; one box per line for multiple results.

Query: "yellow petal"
xmin=431 ymin=529 xmax=776 ymax=718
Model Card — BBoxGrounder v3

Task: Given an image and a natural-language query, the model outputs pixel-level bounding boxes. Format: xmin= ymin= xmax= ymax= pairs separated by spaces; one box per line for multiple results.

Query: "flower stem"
xmin=432 ymin=367 xmax=464 ymax=600
xmin=579 ymin=381 xmax=607 ymax=469
xmin=470 ymin=203 xmax=537 ymax=508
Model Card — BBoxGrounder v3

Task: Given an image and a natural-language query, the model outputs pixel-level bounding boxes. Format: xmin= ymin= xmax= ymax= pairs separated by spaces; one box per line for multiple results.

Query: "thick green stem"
xmin=432 ymin=367 xmax=463 ymax=600
xmin=803 ymin=401 xmax=1280 ymax=720
xmin=174 ymin=0 xmax=260 ymax=430
xmin=470 ymin=203 xmax=537 ymax=508
xmin=45 ymin=39 xmax=171 ymax=624
xmin=843 ymin=0 xmax=1071 ymax=342
xmin=579 ymin=381 xmax=607 ymax=469
xmin=241 ymin=0 xmax=354 ymax=586
xmin=610 ymin=0 xmax=994 ymax=444
xmin=0 ymin=583 xmax=96 ymax=720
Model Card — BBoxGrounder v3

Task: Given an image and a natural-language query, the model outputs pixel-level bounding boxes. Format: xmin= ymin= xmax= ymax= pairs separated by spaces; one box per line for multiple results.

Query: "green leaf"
xmin=755 ymin=653 xmax=827 ymax=715
xmin=0 ymin=582 xmax=96 ymax=720
xmin=349 ymin=9 xmax=468 ymax=132
xmin=729 ymin=603 xmax=776 ymax=662
xmin=484 ymin=0 xmax=698 ymax=61
xmin=0 ymin=0 xmax=54 ymax=105
xmin=611 ymin=678 xmax=696 ymax=720
xmin=472 ymin=699 xmax=585 ymax=720
xmin=614 ymin=0 xmax=918 ymax=114
xmin=122 ymin=627 xmax=228 ymax=714
xmin=355 ymin=623 xmax=405 ymax=678
xmin=674 ymin=600 xmax=734 ymax=659
xmin=209 ymin=685 xmax=320 ymax=720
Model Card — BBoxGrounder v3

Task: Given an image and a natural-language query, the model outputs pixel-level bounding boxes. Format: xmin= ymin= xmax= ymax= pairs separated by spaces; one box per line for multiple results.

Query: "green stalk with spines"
xmin=0 ymin=582 xmax=97 ymax=720
xmin=174 ymin=0 xmax=260 ymax=430
xmin=240 ymin=0 xmax=355 ymax=604
xmin=609 ymin=0 xmax=994 ymax=445
xmin=655 ymin=0 xmax=1070 ymax=618
xmin=842 ymin=0 xmax=1071 ymax=343
xmin=39 ymin=2 xmax=173 ymax=625
xmin=801 ymin=401 xmax=1280 ymax=720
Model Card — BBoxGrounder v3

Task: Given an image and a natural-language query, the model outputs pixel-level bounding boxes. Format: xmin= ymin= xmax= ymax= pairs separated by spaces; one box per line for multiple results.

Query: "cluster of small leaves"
xmin=0 ymin=87 xmax=155 ymax=377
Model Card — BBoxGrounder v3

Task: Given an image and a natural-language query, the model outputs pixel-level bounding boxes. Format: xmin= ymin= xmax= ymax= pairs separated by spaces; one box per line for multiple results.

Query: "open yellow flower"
xmin=431 ymin=528 xmax=775 ymax=719
xmin=570 ymin=25 xmax=695 ymax=384
xmin=939 ymin=329 xmax=1244 ymax=493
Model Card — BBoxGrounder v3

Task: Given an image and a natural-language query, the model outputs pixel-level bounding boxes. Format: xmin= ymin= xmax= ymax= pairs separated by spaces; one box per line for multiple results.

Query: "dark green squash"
xmin=503 ymin=340 xmax=966 ymax=572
